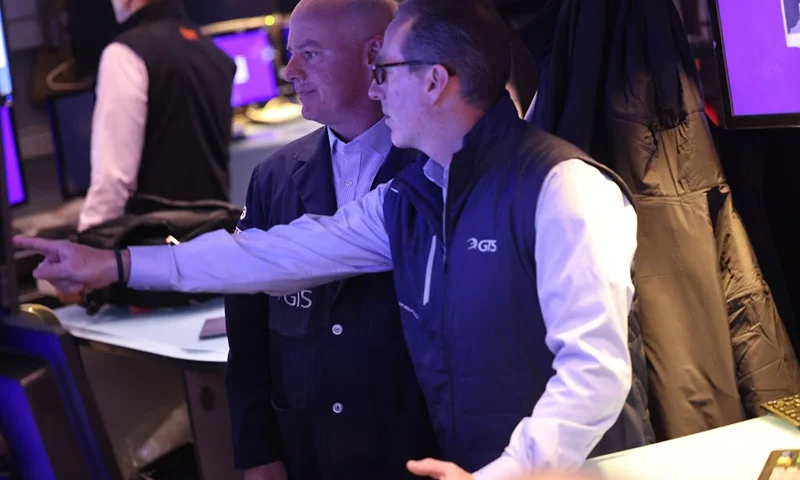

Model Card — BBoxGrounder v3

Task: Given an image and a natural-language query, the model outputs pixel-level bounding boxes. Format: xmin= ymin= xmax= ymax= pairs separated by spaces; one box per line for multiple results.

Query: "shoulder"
xmin=249 ymin=126 xmax=326 ymax=183
xmin=99 ymin=42 xmax=145 ymax=69
xmin=537 ymin=159 xmax=634 ymax=223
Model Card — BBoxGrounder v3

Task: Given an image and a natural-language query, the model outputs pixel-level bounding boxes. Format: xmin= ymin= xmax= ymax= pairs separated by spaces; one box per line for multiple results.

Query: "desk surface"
xmin=55 ymin=299 xmax=227 ymax=364
xmin=54 ymin=299 xmax=800 ymax=478
xmin=586 ymin=415 xmax=800 ymax=479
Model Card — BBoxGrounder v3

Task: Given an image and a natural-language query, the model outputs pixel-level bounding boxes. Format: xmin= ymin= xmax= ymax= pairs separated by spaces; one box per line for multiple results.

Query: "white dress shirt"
xmin=78 ymin=42 xmax=148 ymax=232
xmin=327 ymin=118 xmax=392 ymax=208
xmin=128 ymin=159 xmax=636 ymax=478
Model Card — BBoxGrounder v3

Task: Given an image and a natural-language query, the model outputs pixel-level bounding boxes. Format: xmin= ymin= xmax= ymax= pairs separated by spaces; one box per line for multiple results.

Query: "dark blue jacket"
xmin=224 ymin=127 xmax=438 ymax=479
xmin=382 ymin=94 xmax=638 ymax=470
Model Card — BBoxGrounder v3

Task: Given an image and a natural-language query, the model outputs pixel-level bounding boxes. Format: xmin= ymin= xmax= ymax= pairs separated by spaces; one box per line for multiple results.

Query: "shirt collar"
xmin=327 ymin=117 xmax=393 ymax=158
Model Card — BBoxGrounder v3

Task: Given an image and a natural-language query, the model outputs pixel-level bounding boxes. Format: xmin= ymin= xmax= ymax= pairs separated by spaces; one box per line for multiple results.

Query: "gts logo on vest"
xmin=280 ymin=290 xmax=313 ymax=309
xmin=467 ymin=238 xmax=497 ymax=253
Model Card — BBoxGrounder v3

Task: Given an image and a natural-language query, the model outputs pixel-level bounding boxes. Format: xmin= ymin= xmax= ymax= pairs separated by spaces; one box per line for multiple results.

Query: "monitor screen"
xmin=182 ymin=0 xmax=275 ymax=26
xmin=47 ymin=91 xmax=94 ymax=200
xmin=212 ymin=29 xmax=280 ymax=107
xmin=0 ymin=8 xmax=13 ymax=96
xmin=711 ymin=0 xmax=800 ymax=128
xmin=3 ymin=105 xmax=24 ymax=206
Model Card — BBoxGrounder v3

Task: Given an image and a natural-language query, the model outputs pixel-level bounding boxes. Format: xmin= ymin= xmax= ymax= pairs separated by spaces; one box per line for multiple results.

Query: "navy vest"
xmin=234 ymin=128 xmax=438 ymax=479
xmin=383 ymin=94 xmax=633 ymax=470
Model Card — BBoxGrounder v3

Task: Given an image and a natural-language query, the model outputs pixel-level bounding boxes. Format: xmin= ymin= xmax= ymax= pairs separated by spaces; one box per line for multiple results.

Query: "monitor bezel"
xmin=708 ymin=0 xmax=800 ymax=129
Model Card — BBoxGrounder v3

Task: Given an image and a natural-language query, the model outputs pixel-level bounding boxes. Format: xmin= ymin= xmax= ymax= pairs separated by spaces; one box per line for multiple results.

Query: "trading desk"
xmin=229 ymin=118 xmax=321 ymax=205
xmin=55 ymin=299 xmax=233 ymax=480
xmin=54 ymin=295 xmax=800 ymax=480
xmin=586 ymin=415 xmax=800 ymax=479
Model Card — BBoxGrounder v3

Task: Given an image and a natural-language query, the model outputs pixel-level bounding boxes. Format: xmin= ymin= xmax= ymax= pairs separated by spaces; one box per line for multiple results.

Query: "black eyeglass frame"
xmin=370 ymin=61 xmax=456 ymax=85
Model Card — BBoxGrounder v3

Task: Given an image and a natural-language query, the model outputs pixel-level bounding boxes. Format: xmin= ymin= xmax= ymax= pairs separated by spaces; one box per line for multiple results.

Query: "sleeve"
xmin=78 ymin=42 xmax=148 ymax=232
xmin=474 ymin=159 xmax=637 ymax=478
xmin=224 ymin=166 xmax=283 ymax=469
xmin=127 ymin=182 xmax=394 ymax=294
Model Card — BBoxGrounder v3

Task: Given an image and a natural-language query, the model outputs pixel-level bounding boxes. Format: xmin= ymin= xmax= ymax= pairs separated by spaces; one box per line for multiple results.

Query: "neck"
xmin=423 ymin=103 xmax=486 ymax=168
xmin=328 ymin=102 xmax=384 ymax=142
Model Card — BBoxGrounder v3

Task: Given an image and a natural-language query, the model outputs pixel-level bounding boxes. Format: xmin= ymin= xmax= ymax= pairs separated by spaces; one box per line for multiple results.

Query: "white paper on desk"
xmin=55 ymin=299 xmax=229 ymax=362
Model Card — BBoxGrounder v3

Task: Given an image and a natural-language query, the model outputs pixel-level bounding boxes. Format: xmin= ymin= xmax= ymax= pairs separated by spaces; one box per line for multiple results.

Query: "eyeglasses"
xmin=370 ymin=61 xmax=455 ymax=85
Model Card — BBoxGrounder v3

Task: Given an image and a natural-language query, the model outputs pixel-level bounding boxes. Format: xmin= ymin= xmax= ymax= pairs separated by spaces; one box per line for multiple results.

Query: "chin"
xmin=389 ymin=130 xmax=411 ymax=149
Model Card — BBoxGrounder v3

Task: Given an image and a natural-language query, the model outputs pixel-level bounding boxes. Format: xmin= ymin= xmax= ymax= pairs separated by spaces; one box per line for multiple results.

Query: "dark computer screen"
xmin=212 ymin=28 xmax=280 ymax=107
xmin=181 ymin=0 xmax=276 ymax=26
xmin=47 ymin=91 xmax=95 ymax=200
xmin=710 ymin=0 xmax=800 ymax=128
xmin=0 ymin=108 xmax=16 ymax=317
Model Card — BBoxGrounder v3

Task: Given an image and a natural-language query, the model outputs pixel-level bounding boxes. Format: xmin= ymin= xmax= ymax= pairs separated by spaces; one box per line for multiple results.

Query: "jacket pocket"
xmin=268 ymin=291 xmax=316 ymax=339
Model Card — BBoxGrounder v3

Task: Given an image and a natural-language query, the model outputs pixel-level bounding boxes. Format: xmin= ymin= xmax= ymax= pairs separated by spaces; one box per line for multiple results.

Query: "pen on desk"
xmin=166 ymin=235 xmax=181 ymax=246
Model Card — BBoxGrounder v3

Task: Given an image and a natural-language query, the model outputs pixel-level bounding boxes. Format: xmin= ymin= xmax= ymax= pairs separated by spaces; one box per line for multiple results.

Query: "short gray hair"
xmin=396 ymin=0 xmax=511 ymax=108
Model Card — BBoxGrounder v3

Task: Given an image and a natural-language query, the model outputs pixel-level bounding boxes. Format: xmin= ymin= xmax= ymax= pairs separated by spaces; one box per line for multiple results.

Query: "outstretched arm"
xmin=14 ymin=183 xmax=394 ymax=296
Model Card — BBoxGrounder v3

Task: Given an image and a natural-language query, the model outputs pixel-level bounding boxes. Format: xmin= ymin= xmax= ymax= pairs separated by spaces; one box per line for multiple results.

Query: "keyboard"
xmin=763 ymin=394 xmax=800 ymax=428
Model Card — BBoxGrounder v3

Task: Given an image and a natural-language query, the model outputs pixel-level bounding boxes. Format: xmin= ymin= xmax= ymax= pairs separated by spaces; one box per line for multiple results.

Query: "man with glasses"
xmin=15 ymin=0 xmax=640 ymax=477
xmin=223 ymin=0 xmax=438 ymax=479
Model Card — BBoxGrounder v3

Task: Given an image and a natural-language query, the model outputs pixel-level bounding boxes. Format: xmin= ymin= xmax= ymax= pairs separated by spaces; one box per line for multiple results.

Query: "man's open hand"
xmin=13 ymin=236 xmax=122 ymax=294
xmin=407 ymin=459 xmax=474 ymax=480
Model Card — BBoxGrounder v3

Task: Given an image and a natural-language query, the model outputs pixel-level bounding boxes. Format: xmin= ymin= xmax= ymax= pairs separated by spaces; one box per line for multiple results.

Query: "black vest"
xmin=113 ymin=0 xmax=235 ymax=203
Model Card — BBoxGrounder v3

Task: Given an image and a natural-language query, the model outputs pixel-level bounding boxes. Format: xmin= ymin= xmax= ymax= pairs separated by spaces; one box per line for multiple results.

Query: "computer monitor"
xmin=2 ymin=104 xmax=24 ymax=207
xmin=0 ymin=7 xmax=13 ymax=97
xmin=0 ymin=107 xmax=16 ymax=317
xmin=46 ymin=90 xmax=95 ymax=200
xmin=0 ymin=6 xmax=23 ymax=208
xmin=710 ymin=0 xmax=800 ymax=128
xmin=211 ymin=28 xmax=280 ymax=108
xmin=181 ymin=0 xmax=276 ymax=26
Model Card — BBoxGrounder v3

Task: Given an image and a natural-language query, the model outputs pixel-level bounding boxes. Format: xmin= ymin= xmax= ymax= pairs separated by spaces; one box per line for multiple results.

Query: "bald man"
xmin=223 ymin=0 xmax=438 ymax=479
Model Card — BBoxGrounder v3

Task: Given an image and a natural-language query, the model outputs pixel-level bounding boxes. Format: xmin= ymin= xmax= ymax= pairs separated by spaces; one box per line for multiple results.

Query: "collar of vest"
xmin=119 ymin=0 xmax=190 ymax=32
xmin=446 ymin=91 xmax=525 ymax=195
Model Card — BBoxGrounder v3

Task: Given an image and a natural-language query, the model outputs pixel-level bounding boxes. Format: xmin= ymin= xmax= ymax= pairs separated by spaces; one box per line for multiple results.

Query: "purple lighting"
xmin=2 ymin=104 xmax=24 ymax=205
xmin=213 ymin=29 xmax=279 ymax=108
xmin=718 ymin=0 xmax=800 ymax=116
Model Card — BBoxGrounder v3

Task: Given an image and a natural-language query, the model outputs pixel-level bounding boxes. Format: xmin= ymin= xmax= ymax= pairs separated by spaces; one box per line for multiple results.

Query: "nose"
xmin=283 ymin=55 xmax=303 ymax=83
xmin=368 ymin=79 xmax=384 ymax=101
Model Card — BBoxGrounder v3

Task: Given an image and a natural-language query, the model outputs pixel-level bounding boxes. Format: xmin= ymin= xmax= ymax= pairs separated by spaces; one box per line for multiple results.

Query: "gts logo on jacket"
xmin=467 ymin=238 xmax=497 ymax=253
xmin=277 ymin=290 xmax=313 ymax=309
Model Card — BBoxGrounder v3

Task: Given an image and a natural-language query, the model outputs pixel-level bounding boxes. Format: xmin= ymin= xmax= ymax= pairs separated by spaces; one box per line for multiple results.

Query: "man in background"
xmin=79 ymin=0 xmax=235 ymax=231
xmin=224 ymin=0 xmax=438 ymax=479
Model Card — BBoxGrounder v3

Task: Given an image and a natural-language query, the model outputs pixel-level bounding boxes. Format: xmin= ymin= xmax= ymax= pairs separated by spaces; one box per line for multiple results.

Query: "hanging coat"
xmin=523 ymin=0 xmax=800 ymax=440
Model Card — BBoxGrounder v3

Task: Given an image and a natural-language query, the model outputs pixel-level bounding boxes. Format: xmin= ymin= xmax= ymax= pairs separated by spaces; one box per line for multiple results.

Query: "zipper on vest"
xmin=423 ymin=235 xmax=436 ymax=305
xmin=441 ymin=186 xmax=449 ymax=273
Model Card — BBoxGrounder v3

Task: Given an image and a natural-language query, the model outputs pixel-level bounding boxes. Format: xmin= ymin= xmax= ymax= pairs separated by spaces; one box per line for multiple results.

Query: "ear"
xmin=424 ymin=65 xmax=452 ymax=104
xmin=365 ymin=36 xmax=384 ymax=65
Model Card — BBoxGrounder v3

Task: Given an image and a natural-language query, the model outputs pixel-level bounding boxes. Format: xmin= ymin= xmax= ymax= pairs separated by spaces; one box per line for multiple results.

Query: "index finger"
xmin=13 ymin=235 xmax=62 ymax=256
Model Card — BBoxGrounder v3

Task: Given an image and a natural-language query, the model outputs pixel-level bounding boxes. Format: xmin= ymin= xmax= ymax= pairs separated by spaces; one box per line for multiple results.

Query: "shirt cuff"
xmin=472 ymin=454 xmax=526 ymax=480
xmin=127 ymin=245 xmax=176 ymax=290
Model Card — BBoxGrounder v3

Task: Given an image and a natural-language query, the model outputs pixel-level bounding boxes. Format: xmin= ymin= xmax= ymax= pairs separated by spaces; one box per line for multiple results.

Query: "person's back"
xmin=79 ymin=0 xmax=235 ymax=231
xmin=113 ymin=2 xmax=234 ymax=201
